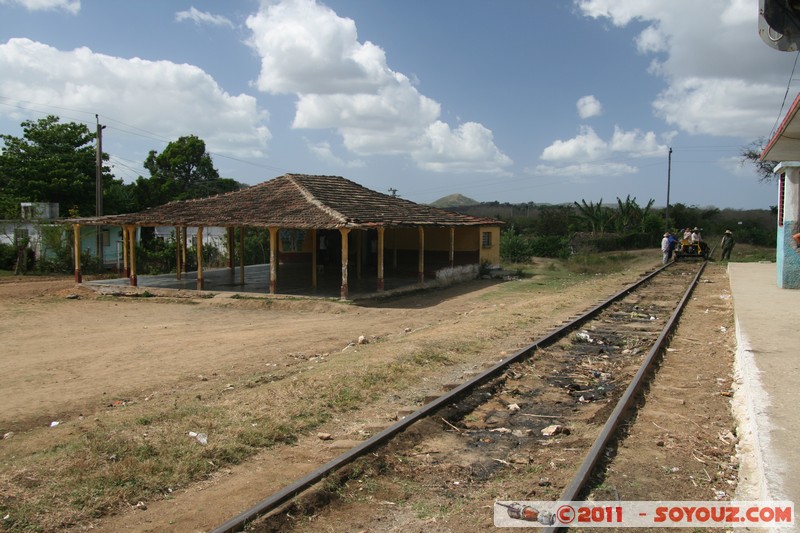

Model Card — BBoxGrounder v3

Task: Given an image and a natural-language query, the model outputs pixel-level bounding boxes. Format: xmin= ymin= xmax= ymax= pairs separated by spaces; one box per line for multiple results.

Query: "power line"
xmin=768 ymin=50 xmax=800 ymax=139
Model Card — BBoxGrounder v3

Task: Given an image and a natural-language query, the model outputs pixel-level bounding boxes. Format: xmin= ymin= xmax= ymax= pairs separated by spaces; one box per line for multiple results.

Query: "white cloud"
xmin=0 ymin=0 xmax=78 ymax=13
xmin=535 ymin=161 xmax=638 ymax=177
xmin=576 ymin=95 xmax=603 ymax=119
xmin=538 ymin=125 xmax=668 ymax=176
xmin=541 ymin=126 xmax=608 ymax=161
xmin=307 ymin=139 xmax=365 ymax=168
xmin=609 ymin=126 xmax=667 ymax=157
xmin=245 ymin=0 xmax=511 ymax=174
xmin=0 ymin=38 xmax=270 ymax=159
xmin=413 ymin=121 xmax=513 ymax=173
xmin=576 ymin=0 xmax=793 ymax=140
xmin=175 ymin=7 xmax=234 ymax=28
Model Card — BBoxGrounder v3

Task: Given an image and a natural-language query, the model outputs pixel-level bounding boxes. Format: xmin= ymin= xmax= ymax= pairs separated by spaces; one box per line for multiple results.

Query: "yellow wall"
xmin=479 ymin=226 xmax=501 ymax=266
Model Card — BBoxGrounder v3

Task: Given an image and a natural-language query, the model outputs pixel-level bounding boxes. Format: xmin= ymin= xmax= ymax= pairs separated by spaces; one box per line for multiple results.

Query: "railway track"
xmin=212 ymin=259 xmax=707 ymax=532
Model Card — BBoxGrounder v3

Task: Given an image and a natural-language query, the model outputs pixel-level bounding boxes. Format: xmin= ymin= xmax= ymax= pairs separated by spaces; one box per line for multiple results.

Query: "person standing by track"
xmin=720 ymin=230 xmax=735 ymax=261
xmin=661 ymin=232 xmax=671 ymax=264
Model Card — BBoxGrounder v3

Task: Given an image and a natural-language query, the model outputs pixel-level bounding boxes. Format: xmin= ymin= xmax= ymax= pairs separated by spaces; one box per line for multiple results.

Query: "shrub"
xmin=0 ymin=243 xmax=15 ymax=270
xmin=500 ymin=232 xmax=532 ymax=262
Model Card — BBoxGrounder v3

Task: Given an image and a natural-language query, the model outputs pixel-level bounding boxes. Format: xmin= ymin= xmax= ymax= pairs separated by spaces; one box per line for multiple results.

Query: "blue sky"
xmin=0 ymin=0 xmax=796 ymax=209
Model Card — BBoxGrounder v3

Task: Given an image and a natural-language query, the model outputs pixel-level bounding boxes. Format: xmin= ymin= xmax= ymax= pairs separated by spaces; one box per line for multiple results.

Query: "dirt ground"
xmin=0 ymin=255 xmax=739 ymax=532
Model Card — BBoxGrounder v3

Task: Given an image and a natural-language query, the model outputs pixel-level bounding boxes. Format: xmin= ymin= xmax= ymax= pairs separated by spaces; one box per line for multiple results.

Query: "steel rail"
xmin=543 ymin=259 xmax=707 ymax=533
xmin=210 ymin=262 xmax=677 ymax=533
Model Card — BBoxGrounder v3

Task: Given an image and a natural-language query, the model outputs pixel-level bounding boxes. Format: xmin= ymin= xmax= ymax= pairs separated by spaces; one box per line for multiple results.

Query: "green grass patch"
xmin=724 ymin=244 xmax=775 ymax=263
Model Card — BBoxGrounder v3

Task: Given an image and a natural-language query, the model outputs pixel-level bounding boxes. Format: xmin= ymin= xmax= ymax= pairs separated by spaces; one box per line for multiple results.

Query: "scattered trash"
xmin=135 ymin=501 xmax=147 ymax=510
xmin=188 ymin=431 xmax=208 ymax=445
xmin=719 ymin=431 xmax=738 ymax=444
xmin=65 ymin=293 xmax=79 ymax=299
xmin=357 ymin=335 xmax=369 ymax=345
xmin=575 ymin=331 xmax=593 ymax=343
xmin=49 ymin=421 xmax=60 ymax=428
xmin=507 ymin=403 xmax=520 ymax=411
xmin=490 ymin=427 xmax=512 ymax=434
xmin=317 ymin=432 xmax=334 ymax=440
xmin=541 ymin=425 xmax=569 ymax=437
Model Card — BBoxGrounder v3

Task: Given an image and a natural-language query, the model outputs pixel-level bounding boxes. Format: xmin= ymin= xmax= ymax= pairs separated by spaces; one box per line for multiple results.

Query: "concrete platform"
xmin=85 ymin=263 xmax=469 ymax=301
xmin=728 ymin=262 xmax=800 ymax=509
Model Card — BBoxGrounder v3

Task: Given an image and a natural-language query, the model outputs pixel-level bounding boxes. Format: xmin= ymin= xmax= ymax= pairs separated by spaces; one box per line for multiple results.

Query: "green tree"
xmin=574 ymin=199 xmax=610 ymax=233
xmin=133 ymin=135 xmax=243 ymax=208
xmin=0 ymin=115 xmax=130 ymax=216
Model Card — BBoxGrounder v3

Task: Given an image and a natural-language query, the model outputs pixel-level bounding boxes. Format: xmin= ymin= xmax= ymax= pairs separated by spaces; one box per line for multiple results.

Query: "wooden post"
xmin=226 ymin=226 xmax=234 ymax=271
xmin=175 ymin=226 xmax=182 ymax=281
xmin=72 ymin=223 xmax=82 ymax=283
xmin=128 ymin=225 xmax=138 ymax=287
xmin=196 ymin=226 xmax=204 ymax=290
xmin=269 ymin=226 xmax=278 ymax=294
xmin=122 ymin=225 xmax=129 ymax=277
xmin=181 ymin=226 xmax=188 ymax=273
xmin=377 ymin=226 xmax=385 ymax=291
xmin=418 ymin=226 xmax=425 ymax=284
xmin=239 ymin=227 xmax=245 ymax=285
xmin=311 ymin=228 xmax=318 ymax=290
xmin=340 ymin=227 xmax=350 ymax=299
xmin=449 ymin=227 xmax=455 ymax=268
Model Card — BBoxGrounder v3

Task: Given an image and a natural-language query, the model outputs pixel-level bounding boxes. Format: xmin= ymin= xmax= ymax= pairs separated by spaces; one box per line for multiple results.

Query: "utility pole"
xmin=665 ymin=147 xmax=672 ymax=232
xmin=95 ymin=115 xmax=105 ymax=217
xmin=95 ymin=115 xmax=106 ymax=261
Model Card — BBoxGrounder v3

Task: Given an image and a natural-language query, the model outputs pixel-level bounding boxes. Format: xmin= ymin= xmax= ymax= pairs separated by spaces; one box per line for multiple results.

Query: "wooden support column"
xmin=226 ymin=226 xmax=235 ymax=271
xmin=449 ymin=227 xmax=455 ymax=268
xmin=239 ymin=227 xmax=245 ymax=285
xmin=72 ymin=223 xmax=82 ymax=283
xmin=181 ymin=226 xmax=188 ymax=273
xmin=121 ymin=225 xmax=129 ymax=277
xmin=269 ymin=226 xmax=278 ymax=294
xmin=340 ymin=227 xmax=350 ymax=299
xmin=175 ymin=226 xmax=182 ymax=281
xmin=196 ymin=226 xmax=204 ymax=290
xmin=418 ymin=226 xmax=425 ymax=284
xmin=377 ymin=226 xmax=385 ymax=291
xmin=311 ymin=229 xmax=318 ymax=290
xmin=127 ymin=225 xmax=138 ymax=286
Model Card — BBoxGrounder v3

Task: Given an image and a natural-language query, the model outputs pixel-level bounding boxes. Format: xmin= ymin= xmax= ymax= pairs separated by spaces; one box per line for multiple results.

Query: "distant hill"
xmin=430 ymin=193 xmax=479 ymax=208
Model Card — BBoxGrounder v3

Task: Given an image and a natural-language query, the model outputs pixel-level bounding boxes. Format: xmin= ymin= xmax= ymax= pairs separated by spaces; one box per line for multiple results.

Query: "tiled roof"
xmin=73 ymin=174 xmax=501 ymax=229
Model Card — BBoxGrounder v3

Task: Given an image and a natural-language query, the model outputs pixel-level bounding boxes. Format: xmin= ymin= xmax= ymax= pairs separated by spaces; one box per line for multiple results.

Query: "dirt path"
xmin=0 ymin=257 xmax=739 ymax=532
